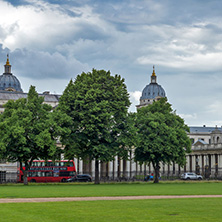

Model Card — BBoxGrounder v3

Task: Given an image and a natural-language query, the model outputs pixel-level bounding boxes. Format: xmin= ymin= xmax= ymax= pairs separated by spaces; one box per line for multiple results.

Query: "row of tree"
xmin=0 ymin=69 xmax=191 ymax=185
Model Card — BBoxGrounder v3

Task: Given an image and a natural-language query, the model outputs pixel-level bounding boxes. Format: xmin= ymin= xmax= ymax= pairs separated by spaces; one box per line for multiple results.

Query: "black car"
xmin=67 ymin=174 xmax=92 ymax=182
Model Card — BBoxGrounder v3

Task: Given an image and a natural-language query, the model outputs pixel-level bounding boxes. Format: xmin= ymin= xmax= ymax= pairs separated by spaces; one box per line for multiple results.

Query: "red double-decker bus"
xmin=18 ymin=160 xmax=76 ymax=183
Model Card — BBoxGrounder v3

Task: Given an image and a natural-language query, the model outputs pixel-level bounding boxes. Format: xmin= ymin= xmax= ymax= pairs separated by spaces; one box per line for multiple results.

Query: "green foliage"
xmin=135 ymin=98 xmax=191 ymax=182
xmin=0 ymin=86 xmax=70 ymax=184
xmin=116 ymin=112 xmax=138 ymax=160
xmin=58 ymin=69 xmax=130 ymax=164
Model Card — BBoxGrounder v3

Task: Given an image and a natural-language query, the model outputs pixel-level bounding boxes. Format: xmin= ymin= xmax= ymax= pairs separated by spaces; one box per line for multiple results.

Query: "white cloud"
xmin=130 ymin=91 xmax=141 ymax=102
xmin=0 ymin=0 xmax=107 ymax=51
xmin=129 ymin=91 xmax=141 ymax=112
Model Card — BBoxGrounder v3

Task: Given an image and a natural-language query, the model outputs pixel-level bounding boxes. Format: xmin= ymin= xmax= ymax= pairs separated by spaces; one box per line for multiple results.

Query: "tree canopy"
xmin=134 ymin=97 xmax=191 ymax=183
xmin=0 ymin=86 xmax=69 ymax=185
xmin=58 ymin=69 xmax=131 ymax=183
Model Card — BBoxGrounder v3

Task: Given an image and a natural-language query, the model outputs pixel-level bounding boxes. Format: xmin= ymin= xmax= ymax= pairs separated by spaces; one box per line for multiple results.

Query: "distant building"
xmin=0 ymin=55 xmax=60 ymax=113
xmin=188 ymin=125 xmax=222 ymax=178
xmin=136 ymin=66 xmax=166 ymax=109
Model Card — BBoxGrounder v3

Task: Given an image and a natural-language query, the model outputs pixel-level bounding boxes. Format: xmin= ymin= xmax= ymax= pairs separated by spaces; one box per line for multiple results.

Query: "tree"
xmin=134 ymin=97 xmax=191 ymax=183
xmin=116 ymin=112 xmax=138 ymax=178
xmin=0 ymin=86 xmax=70 ymax=185
xmin=58 ymin=69 xmax=131 ymax=184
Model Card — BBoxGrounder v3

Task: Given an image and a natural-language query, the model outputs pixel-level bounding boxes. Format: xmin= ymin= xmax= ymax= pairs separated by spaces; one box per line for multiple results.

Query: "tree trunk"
xmin=23 ymin=170 xmax=28 ymax=185
xmin=95 ymin=159 xmax=100 ymax=184
xmin=20 ymin=162 xmax=28 ymax=185
xmin=153 ymin=162 xmax=160 ymax=183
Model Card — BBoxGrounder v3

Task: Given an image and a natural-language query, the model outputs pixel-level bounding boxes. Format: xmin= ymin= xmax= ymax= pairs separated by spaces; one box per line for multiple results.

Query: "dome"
xmin=0 ymin=55 xmax=23 ymax=92
xmin=0 ymin=73 xmax=23 ymax=92
xmin=140 ymin=67 xmax=166 ymax=100
xmin=140 ymin=83 xmax=165 ymax=100
xmin=136 ymin=66 xmax=166 ymax=109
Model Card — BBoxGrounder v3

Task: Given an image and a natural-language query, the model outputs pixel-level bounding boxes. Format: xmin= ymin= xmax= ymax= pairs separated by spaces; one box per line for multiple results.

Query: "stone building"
xmin=187 ymin=126 xmax=222 ymax=178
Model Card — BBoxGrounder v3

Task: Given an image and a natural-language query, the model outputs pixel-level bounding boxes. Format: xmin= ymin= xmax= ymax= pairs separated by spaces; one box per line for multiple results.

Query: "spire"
xmin=4 ymin=54 xmax=12 ymax=74
xmin=151 ymin=65 xmax=157 ymax=83
xmin=152 ymin=65 xmax=156 ymax=77
xmin=5 ymin=54 xmax=10 ymax=66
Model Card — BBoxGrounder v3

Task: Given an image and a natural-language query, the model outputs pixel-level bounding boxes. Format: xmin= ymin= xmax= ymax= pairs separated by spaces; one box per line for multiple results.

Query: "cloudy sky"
xmin=0 ymin=0 xmax=222 ymax=127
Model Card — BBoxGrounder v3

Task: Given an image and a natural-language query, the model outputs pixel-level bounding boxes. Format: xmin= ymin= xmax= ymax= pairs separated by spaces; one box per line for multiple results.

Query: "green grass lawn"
xmin=1 ymin=198 xmax=222 ymax=222
xmin=1 ymin=181 xmax=222 ymax=198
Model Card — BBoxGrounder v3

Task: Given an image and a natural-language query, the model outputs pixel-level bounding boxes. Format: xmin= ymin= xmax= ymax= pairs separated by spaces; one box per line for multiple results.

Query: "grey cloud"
xmin=7 ymin=48 xmax=89 ymax=80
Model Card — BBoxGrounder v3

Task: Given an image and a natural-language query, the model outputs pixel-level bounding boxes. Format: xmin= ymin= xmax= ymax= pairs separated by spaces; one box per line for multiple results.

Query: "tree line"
xmin=0 ymin=69 xmax=191 ymax=185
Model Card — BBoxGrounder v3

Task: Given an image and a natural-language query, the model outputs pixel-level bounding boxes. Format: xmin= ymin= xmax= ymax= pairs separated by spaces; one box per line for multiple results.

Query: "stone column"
xmin=195 ymin=155 xmax=200 ymax=174
xmin=123 ymin=159 xmax=127 ymax=178
xmin=214 ymin=154 xmax=218 ymax=178
xmin=129 ymin=151 xmax=132 ymax=179
xmin=201 ymin=155 xmax=205 ymax=175
xmin=189 ymin=155 xmax=193 ymax=172
xmin=112 ymin=159 xmax=115 ymax=180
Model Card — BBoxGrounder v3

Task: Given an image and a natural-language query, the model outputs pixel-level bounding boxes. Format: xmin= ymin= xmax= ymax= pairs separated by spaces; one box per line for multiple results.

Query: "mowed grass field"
xmin=1 ymin=198 xmax=222 ymax=222
xmin=1 ymin=182 xmax=222 ymax=222
xmin=1 ymin=181 xmax=222 ymax=198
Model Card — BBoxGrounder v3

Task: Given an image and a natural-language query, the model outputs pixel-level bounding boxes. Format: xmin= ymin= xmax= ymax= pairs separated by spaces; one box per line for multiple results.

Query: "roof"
xmin=193 ymin=139 xmax=208 ymax=146
xmin=189 ymin=126 xmax=222 ymax=133
xmin=140 ymin=83 xmax=166 ymax=100
xmin=0 ymin=91 xmax=60 ymax=103
xmin=0 ymin=73 xmax=23 ymax=92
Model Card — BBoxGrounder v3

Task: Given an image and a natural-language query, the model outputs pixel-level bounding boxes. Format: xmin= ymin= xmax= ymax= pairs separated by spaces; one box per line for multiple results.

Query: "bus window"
xmin=60 ymin=162 xmax=64 ymax=167
xmin=55 ymin=162 xmax=59 ymax=166
xmin=59 ymin=171 xmax=70 ymax=177
xmin=69 ymin=171 xmax=75 ymax=176
xmin=69 ymin=162 xmax=74 ymax=167
xmin=46 ymin=162 xmax=52 ymax=166
xmin=45 ymin=171 xmax=53 ymax=177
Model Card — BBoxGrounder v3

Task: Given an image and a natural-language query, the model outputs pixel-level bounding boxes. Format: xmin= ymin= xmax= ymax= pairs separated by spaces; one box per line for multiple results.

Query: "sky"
xmin=0 ymin=0 xmax=222 ymax=127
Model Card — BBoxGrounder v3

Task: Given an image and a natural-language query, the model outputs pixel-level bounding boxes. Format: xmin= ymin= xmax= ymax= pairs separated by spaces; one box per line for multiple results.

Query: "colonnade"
xmin=74 ymin=152 xmax=222 ymax=179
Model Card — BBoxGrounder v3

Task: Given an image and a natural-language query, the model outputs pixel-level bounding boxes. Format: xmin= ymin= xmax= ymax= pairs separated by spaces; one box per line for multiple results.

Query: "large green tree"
xmin=58 ymin=69 xmax=131 ymax=184
xmin=134 ymin=97 xmax=191 ymax=183
xmin=0 ymin=86 xmax=70 ymax=185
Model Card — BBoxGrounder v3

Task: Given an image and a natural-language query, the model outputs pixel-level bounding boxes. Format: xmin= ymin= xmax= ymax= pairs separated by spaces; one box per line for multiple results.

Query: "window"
xmin=60 ymin=171 xmax=70 ymax=177
xmin=45 ymin=171 xmax=53 ymax=177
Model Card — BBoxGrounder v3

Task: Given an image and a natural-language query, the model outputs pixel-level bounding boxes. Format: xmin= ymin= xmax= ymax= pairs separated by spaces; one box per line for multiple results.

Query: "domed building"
xmin=0 ymin=55 xmax=60 ymax=113
xmin=136 ymin=66 xmax=166 ymax=109
xmin=0 ymin=55 xmax=23 ymax=92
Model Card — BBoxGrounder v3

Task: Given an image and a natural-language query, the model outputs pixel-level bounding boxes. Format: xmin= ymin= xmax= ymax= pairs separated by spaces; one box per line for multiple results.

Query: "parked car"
xmin=181 ymin=172 xmax=203 ymax=180
xmin=67 ymin=174 xmax=92 ymax=182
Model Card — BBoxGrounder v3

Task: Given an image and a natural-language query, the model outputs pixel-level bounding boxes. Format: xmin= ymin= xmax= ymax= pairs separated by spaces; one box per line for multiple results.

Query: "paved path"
xmin=1 ymin=195 xmax=222 ymax=203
